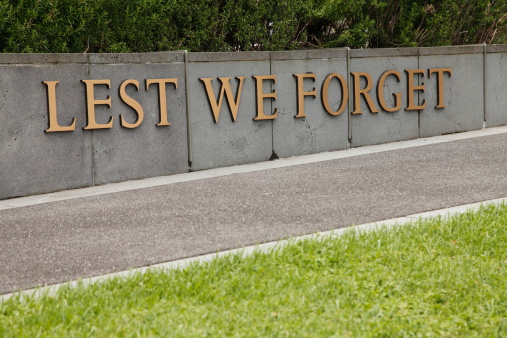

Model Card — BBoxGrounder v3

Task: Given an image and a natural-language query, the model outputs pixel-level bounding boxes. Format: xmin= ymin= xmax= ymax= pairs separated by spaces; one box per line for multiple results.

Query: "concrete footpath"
xmin=1 ymin=127 xmax=507 ymax=296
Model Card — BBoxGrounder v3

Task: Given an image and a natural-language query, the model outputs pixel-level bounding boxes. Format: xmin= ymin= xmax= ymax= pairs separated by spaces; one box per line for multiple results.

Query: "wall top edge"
xmin=187 ymin=51 xmax=271 ymax=63
xmin=419 ymin=45 xmax=484 ymax=56
xmin=270 ymin=48 xmax=347 ymax=60
xmin=486 ymin=44 xmax=507 ymax=53
xmin=0 ymin=52 xmax=185 ymax=65
xmin=350 ymin=47 xmax=418 ymax=58
xmin=0 ymin=53 xmax=88 ymax=64
xmin=2 ymin=45 xmax=507 ymax=65
xmin=90 ymin=52 xmax=185 ymax=64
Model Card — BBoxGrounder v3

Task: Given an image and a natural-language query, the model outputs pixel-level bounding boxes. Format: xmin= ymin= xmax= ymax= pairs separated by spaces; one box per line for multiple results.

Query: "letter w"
xmin=199 ymin=77 xmax=246 ymax=123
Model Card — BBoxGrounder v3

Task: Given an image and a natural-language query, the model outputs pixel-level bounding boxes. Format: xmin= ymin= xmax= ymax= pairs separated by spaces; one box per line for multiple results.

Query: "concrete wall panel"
xmin=187 ymin=52 xmax=272 ymax=171
xmin=88 ymin=53 xmax=188 ymax=185
xmin=419 ymin=48 xmax=484 ymax=137
xmin=485 ymin=45 xmax=507 ymax=127
xmin=271 ymin=50 xmax=349 ymax=158
xmin=350 ymin=52 xmax=419 ymax=147
xmin=0 ymin=61 xmax=92 ymax=199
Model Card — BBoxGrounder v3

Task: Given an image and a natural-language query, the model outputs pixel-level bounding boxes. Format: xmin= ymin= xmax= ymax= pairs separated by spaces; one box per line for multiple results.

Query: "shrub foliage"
xmin=1 ymin=0 xmax=506 ymax=53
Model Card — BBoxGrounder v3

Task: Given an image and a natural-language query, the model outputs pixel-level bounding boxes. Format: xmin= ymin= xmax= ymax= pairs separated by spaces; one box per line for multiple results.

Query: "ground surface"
xmin=1 ymin=130 xmax=506 ymax=294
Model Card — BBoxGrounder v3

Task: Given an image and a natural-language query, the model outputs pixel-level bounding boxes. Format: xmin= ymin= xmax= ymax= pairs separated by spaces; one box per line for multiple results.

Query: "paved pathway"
xmin=1 ymin=128 xmax=507 ymax=295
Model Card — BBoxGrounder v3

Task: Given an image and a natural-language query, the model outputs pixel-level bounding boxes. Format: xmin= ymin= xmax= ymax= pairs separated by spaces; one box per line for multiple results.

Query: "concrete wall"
xmin=485 ymin=45 xmax=507 ymax=127
xmin=349 ymin=48 xmax=419 ymax=147
xmin=0 ymin=52 xmax=188 ymax=200
xmin=0 ymin=54 xmax=93 ymax=200
xmin=271 ymin=49 xmax=349 ymax=158
xmin=1 ymin=45 xmax=505 ymax=200
xmin=87 ymin=53 xmax=188 ymax=185
xmin=419 ymin=46 xmax=484 ymax=137
xmin=187 ymin=52 xmax=272 ymax=171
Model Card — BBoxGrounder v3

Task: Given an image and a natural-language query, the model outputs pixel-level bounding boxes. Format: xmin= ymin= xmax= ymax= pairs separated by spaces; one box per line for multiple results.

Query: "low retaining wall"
xmin=1 ymin=45 xmax=506 ymax=200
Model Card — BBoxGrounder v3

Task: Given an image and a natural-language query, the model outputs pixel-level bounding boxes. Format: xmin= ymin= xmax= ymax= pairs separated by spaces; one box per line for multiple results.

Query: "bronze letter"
xmin=82 ymin=79 xmax=113 ymax=130
xmin=293 ymin=73 xmax=317 ymax=118
xmin=321 ymin=73 xmax=348 ymax=116
xmin=351 ymin=72 xmax=379 ymax=114
xmin=377 ymin=70 xmax=402 ymax=112
xmin=405 ymin=69 xmax=426 ymax=111
xmin=119 ymin=79 xmax=144 ymax=129
xmin=252 ymin=75 xmax=278 ymax=120
xmin=428 ymin=68 xmax=452 ymax=108
xmin=145 ymin=78 xmax=178 ymax=126
xmin=199 ymin=77 xmax=246 ymax=123
xmin=43 ymin=81 xmax=77 ymax=132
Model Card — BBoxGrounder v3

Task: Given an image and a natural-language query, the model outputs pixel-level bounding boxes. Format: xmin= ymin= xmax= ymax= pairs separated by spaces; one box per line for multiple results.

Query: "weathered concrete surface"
xmin=2 ymin=47 xmax=507 ymax=201
xmin=485 ymin=45 xmax=507 ymax=127
xmin=271 ymin=49 xmax=349 ymax=157
xmin=0 ymin=52 xmax=188 ymax=200
xmin=1 ymin=131 xmax=507 ymax=295
xmin=187 ymin=52 xmax=272 ymax=170
xmin=88 ymin=54 xmax=188 ymax=185
xmin=419 ymin=49 xmax=484 ymax=137
xmin=0 ymin=62 xmax=93 ymax=200
xmin=349 ymin=52 xmax=419 ymax=147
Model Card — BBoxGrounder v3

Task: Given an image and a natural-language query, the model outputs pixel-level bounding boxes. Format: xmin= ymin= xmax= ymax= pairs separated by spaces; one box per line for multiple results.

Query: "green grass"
xmin=2 ymin=204 xmax=507 ymax=337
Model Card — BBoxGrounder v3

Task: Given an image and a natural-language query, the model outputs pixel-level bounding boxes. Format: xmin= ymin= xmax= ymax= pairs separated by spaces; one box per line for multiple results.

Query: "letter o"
xmin=321 ymin=73 xmax=348 ymax=116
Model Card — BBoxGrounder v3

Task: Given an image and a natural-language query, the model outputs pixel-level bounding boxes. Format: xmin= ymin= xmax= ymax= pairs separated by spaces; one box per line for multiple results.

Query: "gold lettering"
xmin=321 ymin=73 xmax=348 ymax=116
xmin=293 ymin=73 xmax=317 ymax=118
xmin=428 ymin=68 xmax=452 ymax=108
xmin=43 ymin=81 xmax=76 ymax=132
xmin=377 ymin=70 xmax=402 ymax=112
xmin=405 ymin=69 xmax=426 ymax=111
xmin=351 ymin=72 xmax=379 ymax=114
xmin=145 ymin=78 xmax=178 ymax=126
xmin=252 ymin=75 xmax=278 ymax=120
xmin=199 ymin=77 xmax=246 ymax=123
xmin=119 ymin=79 xmax=144 ymax=129
xmin=82 ymin=79 xmax=113 ymax=130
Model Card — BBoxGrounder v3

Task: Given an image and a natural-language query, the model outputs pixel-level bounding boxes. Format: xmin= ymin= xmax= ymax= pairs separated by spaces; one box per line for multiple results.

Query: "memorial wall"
xmin=1 ymin=44 xmax=506 ymax=200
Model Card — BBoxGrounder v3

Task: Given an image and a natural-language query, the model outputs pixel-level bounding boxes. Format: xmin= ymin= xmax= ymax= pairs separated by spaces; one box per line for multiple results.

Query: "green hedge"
xmin=1 ymin=0 xmax=506 ymax=53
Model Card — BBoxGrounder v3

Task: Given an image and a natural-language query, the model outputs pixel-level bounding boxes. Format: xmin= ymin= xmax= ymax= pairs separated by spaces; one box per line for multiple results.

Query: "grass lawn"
xmin=1 ymin=203 xmax=507 ymax=336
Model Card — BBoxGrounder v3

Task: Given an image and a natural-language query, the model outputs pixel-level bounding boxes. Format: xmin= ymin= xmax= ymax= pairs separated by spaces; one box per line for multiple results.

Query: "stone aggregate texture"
xmin=187 ymin=52 xmax=273 ymax=171
xmin=485 ymin=45 xmax=507 ymax=127
xmin=419 ymin=51 xmax=484 ymax=137
xmin=0 ymin=52 xmax=188 ymax=200
xmin=0 ymin=46 xmax=504 ymax=201
xmin=271 ymin=50 xmax=349 ymax=158
xmin=349 ymin=53 xmax=419 ymax=147
xmin=1 ymin=133 xmax=507 ymax=294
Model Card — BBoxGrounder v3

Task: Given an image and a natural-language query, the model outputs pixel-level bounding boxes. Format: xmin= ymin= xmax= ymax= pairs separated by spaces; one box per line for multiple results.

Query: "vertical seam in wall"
xmin=184 ymin=50 xmax=193 ymax=169
xmin=87 ymin=54 xmax=96 ymax=186
xmin=270 ymin=52 xmax=274 ymax=156
xmin=417 ymin=47 xmax=421 ymax=138
xmin=346 ymin=47 xmax=352 ymax=147
xmin=483 ymin=43 xmax=487 ymax=127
